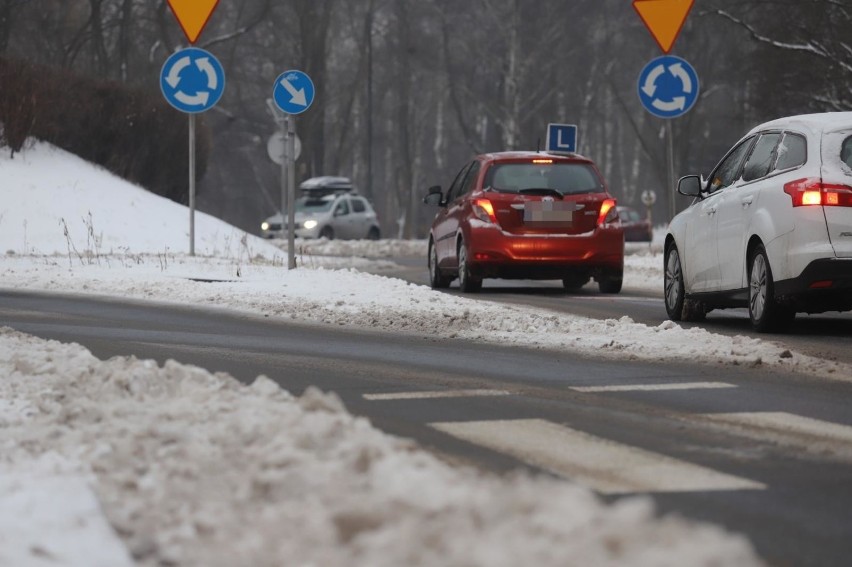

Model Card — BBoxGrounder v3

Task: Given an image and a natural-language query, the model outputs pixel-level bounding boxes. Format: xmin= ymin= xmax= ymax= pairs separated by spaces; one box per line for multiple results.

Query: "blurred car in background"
xmin=261 ymin=176 xmax=381 ymax=240
xmin=423 ymin=151 xmax=624 ymax=293
xmin=617 ymin=206 xmax=653 ymax=242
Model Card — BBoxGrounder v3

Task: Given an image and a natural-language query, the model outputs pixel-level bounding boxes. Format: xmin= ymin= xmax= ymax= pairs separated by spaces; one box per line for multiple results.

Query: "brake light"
xmin=597 ymin=199 xmax=618 ymax=226
xmin=532 ymin=159 xmax=554 ymax=164
xmin=472 ymin=199 xmax=497 ymax=223
xmin=784 ymin=178 xmax=852 ymax=207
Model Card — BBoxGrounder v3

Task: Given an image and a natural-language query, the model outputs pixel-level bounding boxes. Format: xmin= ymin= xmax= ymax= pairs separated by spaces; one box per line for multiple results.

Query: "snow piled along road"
xmin=1 ymin=329 xmax=761 ymax=567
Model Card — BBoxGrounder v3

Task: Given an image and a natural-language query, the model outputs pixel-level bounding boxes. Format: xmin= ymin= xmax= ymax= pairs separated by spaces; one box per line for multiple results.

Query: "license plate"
xmin=524 ymin=202 xmax=574 ymax=226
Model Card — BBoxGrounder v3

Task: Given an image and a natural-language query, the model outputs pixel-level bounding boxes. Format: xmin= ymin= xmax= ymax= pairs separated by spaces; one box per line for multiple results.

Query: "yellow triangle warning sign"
xmin=633 ymin=0 xmax=694 ymax=54
xmin=167 ymin=0 xmax=220 ymax=44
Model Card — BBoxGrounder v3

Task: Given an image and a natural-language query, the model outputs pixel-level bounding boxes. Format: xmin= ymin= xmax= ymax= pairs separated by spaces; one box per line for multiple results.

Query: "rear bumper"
xmin=466 ymin=225 xmax=624 ymax=280
xmin=775 ymin=258 xmax=852 ymax=313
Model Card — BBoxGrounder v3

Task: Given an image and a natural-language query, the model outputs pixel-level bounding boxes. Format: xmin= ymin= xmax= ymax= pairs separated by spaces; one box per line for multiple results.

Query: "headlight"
xmin=261 ymin=222 xmax=270 ymax=231
xmin=303 ymin=220 xmax=318 ymax=229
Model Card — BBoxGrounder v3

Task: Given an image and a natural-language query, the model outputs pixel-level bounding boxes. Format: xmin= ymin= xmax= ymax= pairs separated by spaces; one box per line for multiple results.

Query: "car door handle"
xmin=707 ymin=207 xmax=717 ymax=215
xmin=741 ymin=197 xmax=754 ymax=207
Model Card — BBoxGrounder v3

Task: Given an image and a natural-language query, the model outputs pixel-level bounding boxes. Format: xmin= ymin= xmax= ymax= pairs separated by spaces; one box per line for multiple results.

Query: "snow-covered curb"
xmin=1 ymin=254 xmax=849 ymax=382
xmin=0 ymin=328 xmax=762 ymax=567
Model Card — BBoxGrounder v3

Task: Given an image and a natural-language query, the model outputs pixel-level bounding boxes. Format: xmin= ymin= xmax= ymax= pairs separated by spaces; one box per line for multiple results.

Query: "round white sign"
xmin=267 ymin=132 xmax=302 ymax=165
xmin=641 ymin=190 xmax=657 ymax=206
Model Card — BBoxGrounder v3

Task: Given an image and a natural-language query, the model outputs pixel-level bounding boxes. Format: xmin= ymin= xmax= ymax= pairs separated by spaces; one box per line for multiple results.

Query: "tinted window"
xmin=709 ymin=137 xmax=755 ymax=193
xmin=841 ymin=137 xmax=852 ymax=168
xmin=460 ymin=161 xmax=481 ymax=195
xmin=742 ymin=133 xmax=781 ymax=182
xmin=334 ymin=199 xmax=350 ymax=216
xmin=484 ymin=163 xmax=603 ymax=195
xmin=296 ymin=195 xmax=335 ymax=213
xmin=446 ymin=162 xmax=473 ymax=203
xmin=351 ymin=198 xmax=367 ymax=213
xmin=774 ymin=133 xmax=807 ymax=171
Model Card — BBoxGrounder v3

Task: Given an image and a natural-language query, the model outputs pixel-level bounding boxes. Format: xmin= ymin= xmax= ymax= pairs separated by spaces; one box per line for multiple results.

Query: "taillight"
xmin=784 ymin=178 xmax=852 ymax=207
xmin=597 ymin=199 xmax=618 ymax=226
xmin=472 ymin=199 xmax=497 ymax=223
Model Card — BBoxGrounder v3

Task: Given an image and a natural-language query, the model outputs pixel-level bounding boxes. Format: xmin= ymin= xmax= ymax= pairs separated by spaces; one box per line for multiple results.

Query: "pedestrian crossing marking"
xmin=431 ymin=419 xmax=765 ymax=495
xmin=571 ymin=382 xmax=736 ymax=393
xmin=364 ymin=389 xmax=510 ymax=401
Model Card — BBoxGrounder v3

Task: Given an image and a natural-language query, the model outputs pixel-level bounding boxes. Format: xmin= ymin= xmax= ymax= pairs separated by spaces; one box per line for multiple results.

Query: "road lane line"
xmin=364 ymin=389 xmax=510 ymax=401
xmin=571 ymin=382 xmax=737 ymax=393
xmin=431 ymin=419 xmax=765 ymax=495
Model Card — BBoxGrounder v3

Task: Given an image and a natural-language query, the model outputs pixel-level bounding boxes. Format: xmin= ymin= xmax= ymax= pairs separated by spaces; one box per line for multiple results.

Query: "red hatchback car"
xmin=423 ymin=151 xmax=624 ymax=293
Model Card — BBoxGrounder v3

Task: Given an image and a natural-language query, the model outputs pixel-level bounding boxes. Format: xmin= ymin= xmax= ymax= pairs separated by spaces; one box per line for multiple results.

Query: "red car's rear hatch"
xmin=478 ymin=160 xmax=615 ymax=236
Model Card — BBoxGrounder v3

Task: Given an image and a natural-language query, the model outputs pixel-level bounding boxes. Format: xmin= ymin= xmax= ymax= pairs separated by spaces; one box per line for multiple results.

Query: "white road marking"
xmin=703 ymin=412 xmax=852 ymax=447
xmin=571 ymin=382 xmax=737 ymax=393
xmin=431 ymin=419 xmax=765 ymax=495
xmin=364 ymin=389 xmax=510 ymax=401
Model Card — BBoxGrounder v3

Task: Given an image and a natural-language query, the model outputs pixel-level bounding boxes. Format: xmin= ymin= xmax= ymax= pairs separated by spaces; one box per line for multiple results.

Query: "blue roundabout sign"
xmin=637 ymin=55 xmax=699 ymax=119
xmin=160 ymin=47 xmax=225 ymax=114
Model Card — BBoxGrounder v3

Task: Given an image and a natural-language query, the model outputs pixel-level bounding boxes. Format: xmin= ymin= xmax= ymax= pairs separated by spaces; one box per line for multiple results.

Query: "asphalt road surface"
xmin=3 ymin=289 xmax=852 ymax=566
xmin=379 ymin=255 xmax=852 ymax=366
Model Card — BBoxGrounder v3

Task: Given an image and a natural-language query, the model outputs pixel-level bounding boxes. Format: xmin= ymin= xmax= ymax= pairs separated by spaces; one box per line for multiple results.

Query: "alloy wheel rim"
xmin=750 ymin=255 xmax=767 ymax=320
xmin=665 ymin=250 xmax=681 ymax=310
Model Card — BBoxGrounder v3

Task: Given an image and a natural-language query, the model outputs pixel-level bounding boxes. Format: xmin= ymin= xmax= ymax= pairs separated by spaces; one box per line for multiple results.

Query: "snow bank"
xmin=0 ymin=328 xmax=762 ymax=567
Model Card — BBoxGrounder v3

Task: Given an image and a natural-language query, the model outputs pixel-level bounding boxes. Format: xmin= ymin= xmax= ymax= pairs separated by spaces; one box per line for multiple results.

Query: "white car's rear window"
xmin=822 ymin=131 xmax=852 ymax=177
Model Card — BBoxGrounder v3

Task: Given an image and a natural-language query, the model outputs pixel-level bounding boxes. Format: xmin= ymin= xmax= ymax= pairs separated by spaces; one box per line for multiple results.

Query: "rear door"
xmin=717 ymin=132 xmax=782 ymax=290
xmin=821 ymin=129 xmax=852 ymax=257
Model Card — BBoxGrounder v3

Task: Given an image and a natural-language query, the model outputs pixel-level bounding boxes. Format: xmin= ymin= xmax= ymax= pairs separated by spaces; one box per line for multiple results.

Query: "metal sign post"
xmin=189 ymin=114 xmax=196 ymax=256
xmin=285 ymin=116 xmax=296 ymax=270
xmin=160 ymin=46 xmax=225 ymax=256
xmin=271 ymin=69 xmax=315 ymax=271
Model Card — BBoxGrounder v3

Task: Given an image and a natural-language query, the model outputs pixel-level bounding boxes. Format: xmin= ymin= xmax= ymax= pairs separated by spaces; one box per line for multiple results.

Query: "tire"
xmin=598 ymin=272 xmax=622 ymax=294
xmin=457 ymin=239 xmax=482 ymax=293
xmin=748 ymin=245 xmax=794 ymax=333
xmin=664 ymin=244 xmax=685 ymax=321
xmin=562 ymin=276 xmax=589 ymax=291
xmin=428 ymin=239 xmax=452 ymax=289
xmin=367 ymin=227 xmax=381 ymax=241
xmin=319 ymin=226 xmax=334 ymax=240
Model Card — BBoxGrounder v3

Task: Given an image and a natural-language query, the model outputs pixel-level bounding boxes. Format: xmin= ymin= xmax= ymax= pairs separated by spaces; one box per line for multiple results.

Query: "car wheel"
xmin=664 ymin=244 xmax=685 ymax=321
xmin=598 ymin=271 xmax=622 ymax=294
xmin=319 ymin=226 xmax=334 ymax=240
xmin=367 ymin=227 xmax=380 ymax=241
xmin=749 ymin=245 xmax=794 ymax=333
xmin=428 ymin=239 xmax=452 ymax=289
xmin=562 ymin=276 xmax=589 ymax=291
xmin=457 ymin=239 xmax=482 ymax=293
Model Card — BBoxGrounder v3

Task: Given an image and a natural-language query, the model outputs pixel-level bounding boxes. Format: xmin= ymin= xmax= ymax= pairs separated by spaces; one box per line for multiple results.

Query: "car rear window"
xmin=774 ymin=133 xmax=807 ymax=172
xmin=351 ymin=198 xmax=367 ymax=213
xmin=484 ymin=163 xmax=603 ymax=195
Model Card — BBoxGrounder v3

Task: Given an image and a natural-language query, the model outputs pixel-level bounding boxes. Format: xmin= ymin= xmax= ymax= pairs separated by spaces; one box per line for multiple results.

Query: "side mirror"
xmin=423 ymin=185 xmax=444 ymax=206
xmin=677 ymin=175 xmax=703 ymax=197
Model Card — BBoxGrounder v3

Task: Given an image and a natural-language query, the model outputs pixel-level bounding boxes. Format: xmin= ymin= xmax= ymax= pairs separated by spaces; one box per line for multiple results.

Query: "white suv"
xmin=665 ymin=113 xmax=852 ymax=332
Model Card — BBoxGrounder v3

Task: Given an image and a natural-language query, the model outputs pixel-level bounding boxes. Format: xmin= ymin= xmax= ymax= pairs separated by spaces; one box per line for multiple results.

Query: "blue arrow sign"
xmin=273 ymin=70 xmax=315 ymax=115
xmin=160 ymin=47 xmax=225 ymax=114
xmin=546 ymin=123 xmax=578 ymax=153
xmin=637 ymin=55 xmax=699 ymax=119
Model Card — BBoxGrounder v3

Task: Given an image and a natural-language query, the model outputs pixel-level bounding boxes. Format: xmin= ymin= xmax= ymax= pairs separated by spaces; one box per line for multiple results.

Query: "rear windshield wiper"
xmin=518 ymin=188 xmax=564 ymax=198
